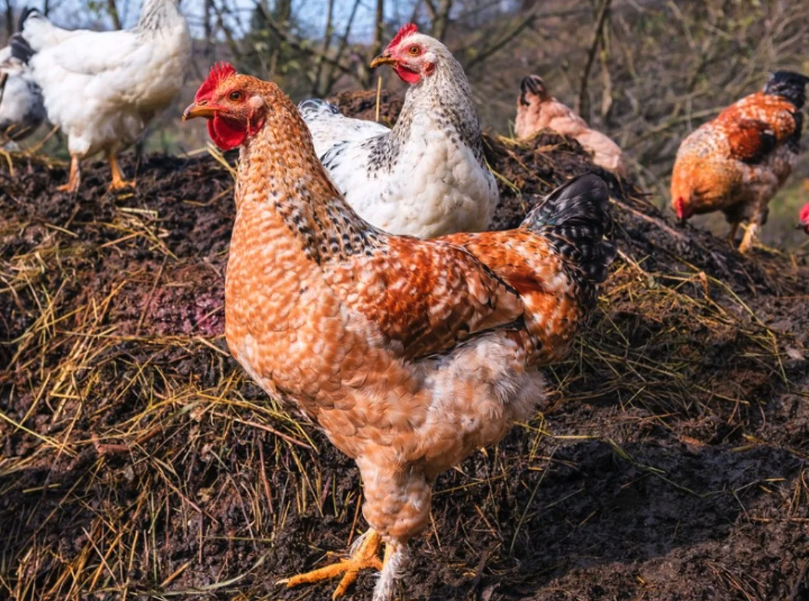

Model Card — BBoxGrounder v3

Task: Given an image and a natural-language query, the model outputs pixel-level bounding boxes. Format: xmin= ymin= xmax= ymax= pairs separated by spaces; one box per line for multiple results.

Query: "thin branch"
xmin=254 ymin=2 xmax=359 ymax=86
xmin=577 ymin=0 xmax=612 ymax=118
xmin=465 ymin=9 xmax=539 ymax=71
xmin=324 ymin=0 xmax=363 ymax=92
xmin=430 ymin=0 xmax=453 ymax=40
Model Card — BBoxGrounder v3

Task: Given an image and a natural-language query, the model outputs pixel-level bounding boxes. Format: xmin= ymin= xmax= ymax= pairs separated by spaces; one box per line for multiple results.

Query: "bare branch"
xmin=577 ymin=0 xmax=612 ymax=118
xmin=465 ymin=9 xmax=539 ymax=72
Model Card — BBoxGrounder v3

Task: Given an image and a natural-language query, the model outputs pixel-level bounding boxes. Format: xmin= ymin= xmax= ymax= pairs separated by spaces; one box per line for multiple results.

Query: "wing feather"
xmin=321 ymin=236 xmax=524 ymax=360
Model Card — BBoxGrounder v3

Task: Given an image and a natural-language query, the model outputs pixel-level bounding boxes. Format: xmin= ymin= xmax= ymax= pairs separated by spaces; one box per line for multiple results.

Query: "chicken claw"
xmin=56 ymin=156 xmax=80 ymax=193
xmin=107 ymin=152 xmax=135 ymax=192
xmin=737 ymin=222 xmax=758 ymax=254
xmin=278 ymin=529 xmax=386 ymax=599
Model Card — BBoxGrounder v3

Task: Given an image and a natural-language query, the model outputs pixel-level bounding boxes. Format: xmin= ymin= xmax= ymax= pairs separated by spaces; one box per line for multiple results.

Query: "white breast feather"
xmin=299 ymin=99 xmax=498 ymax=238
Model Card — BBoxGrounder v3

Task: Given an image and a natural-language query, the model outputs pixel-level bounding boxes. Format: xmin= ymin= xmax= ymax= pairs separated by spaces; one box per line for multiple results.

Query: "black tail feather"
xmin=10 ymin=34 xmax=34 ymax=64
xmin=18 ymin=7 xmax=41 ymax=31
xmin=764 ymin=70 xmax=809 ymax=109
xmin=521 ymin=173 xmax=616 ymax=286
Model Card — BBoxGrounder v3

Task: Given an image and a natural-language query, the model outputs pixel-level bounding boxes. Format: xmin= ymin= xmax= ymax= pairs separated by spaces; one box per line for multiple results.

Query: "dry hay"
xmin=1 ymin=96 xmax=809 ymax=601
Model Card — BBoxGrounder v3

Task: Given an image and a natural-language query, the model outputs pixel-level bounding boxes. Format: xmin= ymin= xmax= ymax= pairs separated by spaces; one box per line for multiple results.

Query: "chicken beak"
xmin=370 ymin=54 xmax=397 ymax=69
xmin=182 ymin=102 xmax=220 ymax=121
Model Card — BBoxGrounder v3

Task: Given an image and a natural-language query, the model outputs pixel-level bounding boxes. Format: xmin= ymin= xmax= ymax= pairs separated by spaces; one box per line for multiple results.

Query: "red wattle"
xmin=394 ymin=65 xmax=421 ymax=85
xmin=208 ymin=115 xmax=247 ymax=151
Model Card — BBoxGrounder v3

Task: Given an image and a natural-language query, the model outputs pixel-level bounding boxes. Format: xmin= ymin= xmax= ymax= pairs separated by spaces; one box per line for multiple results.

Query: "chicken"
xmin=515 ymin=74 xmax=627 ymax=178
xmin=298 ymin=23 xmax=497 ymax=238
xmin=10 ymin=3 xmax=190 ymax=192
xmin=182 ymin=63 xmax=614 ymax=600
xmin=671 ymin=71 xmax=809 ymax=253
xmin=0 ymin=45 xmax=45 ymax=143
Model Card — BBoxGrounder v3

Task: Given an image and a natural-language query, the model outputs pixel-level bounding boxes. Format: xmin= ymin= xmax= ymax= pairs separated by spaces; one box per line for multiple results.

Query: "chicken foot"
xmin=737 ymin=222 xmax=759 ymax=254
xmin=278 ymin=529 xmax=388 ymax=600
xmin=56 ymin=156 xmax=80 ymax=193
xmin=107 ymin=151 xmax=135 ymax=191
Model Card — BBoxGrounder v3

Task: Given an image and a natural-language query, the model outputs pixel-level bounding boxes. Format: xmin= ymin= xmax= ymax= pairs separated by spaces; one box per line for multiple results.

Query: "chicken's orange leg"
xmin=738 ymin=222 xmax=758 ymax=254
xmin=107 ymin=151 xmax=135 ymax=191
xmin=278 ymin=529 xmax=385 ymax=600
xmin=56 ymin=156 xmax=80 ymax=193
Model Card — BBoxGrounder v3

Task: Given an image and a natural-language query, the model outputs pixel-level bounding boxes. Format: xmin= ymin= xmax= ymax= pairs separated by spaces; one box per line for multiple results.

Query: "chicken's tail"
xmin=10 ymin=35 xmax=33 ymax=64
xmin=10 ymin=8 xmax=42 ymax=64
xmin=521 ymin=173 xmax=615 ymax=286
xmin=10 ymin=7 xmax=67 ymax=62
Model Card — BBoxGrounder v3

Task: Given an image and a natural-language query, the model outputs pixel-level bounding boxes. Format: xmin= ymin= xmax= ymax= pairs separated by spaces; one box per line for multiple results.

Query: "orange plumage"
xmin=183 ymin=65 xmax=613 ymax=601
xmin=670 ymin=71 xmax=808 ymax=253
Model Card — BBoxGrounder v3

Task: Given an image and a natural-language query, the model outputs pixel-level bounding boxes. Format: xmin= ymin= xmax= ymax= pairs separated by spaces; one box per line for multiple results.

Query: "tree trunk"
xmin=577 ymin=0 xmax=612 ymax=119
xmin=364 ymin=0 xmax=384 ymax=87
xmin=107 ymin=0 xmax=123 ymax=30
xmin=430 ymin=0 xmax=453 ymax=40
xmin=5 ymin=0 xmax=14 ymax=39
xmin=313 ymin=0 xmax=335 ymax=95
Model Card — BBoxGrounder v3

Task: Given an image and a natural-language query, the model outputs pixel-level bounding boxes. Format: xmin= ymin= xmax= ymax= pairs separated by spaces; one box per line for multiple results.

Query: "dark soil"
xmin=1 ymin=94 xmax=809 ymax=601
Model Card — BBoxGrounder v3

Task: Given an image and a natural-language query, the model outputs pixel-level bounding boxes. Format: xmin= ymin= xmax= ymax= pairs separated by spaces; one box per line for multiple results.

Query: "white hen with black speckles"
xmin=298 ymin=33 xmax=498 ymax=239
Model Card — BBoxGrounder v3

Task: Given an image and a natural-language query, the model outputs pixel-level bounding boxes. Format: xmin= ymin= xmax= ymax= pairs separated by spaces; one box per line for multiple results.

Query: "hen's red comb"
xmin=196 ymin=62 xmax=237 ymax=101
xmin=387 ymin=23 xmax=418 ymax=49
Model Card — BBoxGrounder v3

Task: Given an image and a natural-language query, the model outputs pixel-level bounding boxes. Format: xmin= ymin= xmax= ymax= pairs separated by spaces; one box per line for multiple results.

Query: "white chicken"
xmin=0 ymin=45 xmax=45 ymax=143
xmin=11 ymin=2 xmax=190 ymax=192
xmin=298 ymin=23 xmax=498 ymax=238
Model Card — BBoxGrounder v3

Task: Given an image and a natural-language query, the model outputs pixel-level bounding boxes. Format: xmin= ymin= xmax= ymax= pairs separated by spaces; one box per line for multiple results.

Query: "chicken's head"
xmin=182 ymin=62 xmax=267 ymax=151
xmin=797 ymin=202 xmax=809 ymax=235
xmin=370 ymin=23 xmax=443 ymax=85
xmin=672 ymin=196 xmax=695 ymax=223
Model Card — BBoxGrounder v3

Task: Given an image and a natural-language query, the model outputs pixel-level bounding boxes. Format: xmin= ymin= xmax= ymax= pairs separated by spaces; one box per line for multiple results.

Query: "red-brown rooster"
xmin=183 ymin=63 xmax=614 ymax=601
xmin=671 ymin=71 xmax=809 ymax=253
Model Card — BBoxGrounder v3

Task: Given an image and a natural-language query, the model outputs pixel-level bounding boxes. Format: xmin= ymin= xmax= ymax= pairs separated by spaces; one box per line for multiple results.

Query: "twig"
xmin=577 ymin=0 xmax=612 ymax=117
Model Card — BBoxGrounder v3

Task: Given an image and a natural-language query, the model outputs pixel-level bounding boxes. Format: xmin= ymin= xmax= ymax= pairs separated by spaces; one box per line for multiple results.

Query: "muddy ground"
xmin=2 ymin=96 xmax=809 ymax=601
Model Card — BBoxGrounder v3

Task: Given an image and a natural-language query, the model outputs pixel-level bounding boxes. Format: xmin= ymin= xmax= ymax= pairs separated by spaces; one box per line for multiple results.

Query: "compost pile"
xmin=2 ymin=92 xmax=809 ymax=601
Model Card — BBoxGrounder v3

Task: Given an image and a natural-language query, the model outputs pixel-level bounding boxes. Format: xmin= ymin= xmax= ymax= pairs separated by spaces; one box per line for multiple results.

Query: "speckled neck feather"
xmin=135 ymin=0 xmax=184 ymax=33
xmin=238 ymin=82 xmax=386 ymax=264
xmin=366 ymin=46 xmax=485 ymax=171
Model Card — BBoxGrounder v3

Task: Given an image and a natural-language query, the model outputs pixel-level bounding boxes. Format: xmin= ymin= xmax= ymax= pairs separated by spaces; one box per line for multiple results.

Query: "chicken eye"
xmin=407 ymin=45 xmax=420 ymax=56
xmin=229 ymin=91 xmax=243 ymax=102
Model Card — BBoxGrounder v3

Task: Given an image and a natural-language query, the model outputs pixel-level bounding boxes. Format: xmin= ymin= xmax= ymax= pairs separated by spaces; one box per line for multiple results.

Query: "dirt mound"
xmin=2 ymin=99 xmax=809 ymax=601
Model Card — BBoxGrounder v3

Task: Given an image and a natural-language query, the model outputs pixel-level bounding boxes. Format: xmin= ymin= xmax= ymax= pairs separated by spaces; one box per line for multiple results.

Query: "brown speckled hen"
xmin=671 ymin=71 xmax=809 ymax=253
xmin=183 ymin=63 xmax=614 ymax=601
